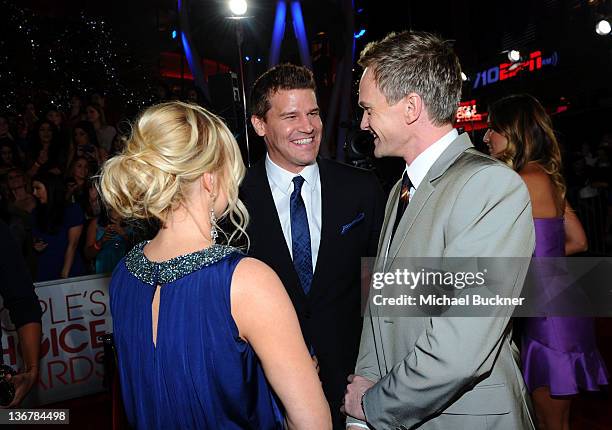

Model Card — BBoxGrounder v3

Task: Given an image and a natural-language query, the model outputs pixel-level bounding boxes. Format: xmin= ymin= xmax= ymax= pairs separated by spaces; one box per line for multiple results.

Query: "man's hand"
xmin=341 ymin=374 xmax=375 ymax=421
xmin=2 ymin=368 xmax=38 ymax=408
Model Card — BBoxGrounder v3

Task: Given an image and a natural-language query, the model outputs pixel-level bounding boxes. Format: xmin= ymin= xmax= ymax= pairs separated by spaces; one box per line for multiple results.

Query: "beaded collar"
xmin=125 ymin=241 xmax=240 ymax=285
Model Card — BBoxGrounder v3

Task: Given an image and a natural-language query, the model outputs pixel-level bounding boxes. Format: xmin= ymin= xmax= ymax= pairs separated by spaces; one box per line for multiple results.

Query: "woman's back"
xmin=519 ymin=162 xmax=562 ymax=219
xmin=111 ymin=242 xmax=284 ymax=429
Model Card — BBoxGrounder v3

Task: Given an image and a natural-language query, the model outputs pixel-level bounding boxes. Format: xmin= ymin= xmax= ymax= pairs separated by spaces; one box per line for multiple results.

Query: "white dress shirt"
xmin=405 ymin=128 xmax=458 ymax=192
xmin=265 ymin=154 xmax=322 ymax=270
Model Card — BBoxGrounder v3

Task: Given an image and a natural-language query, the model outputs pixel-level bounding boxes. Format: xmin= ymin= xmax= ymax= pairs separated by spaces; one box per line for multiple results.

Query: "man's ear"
xmin=404 ymin=93 xmax=422 ymax=125
xmin=251 ymin=115 xmax=266 ymax=137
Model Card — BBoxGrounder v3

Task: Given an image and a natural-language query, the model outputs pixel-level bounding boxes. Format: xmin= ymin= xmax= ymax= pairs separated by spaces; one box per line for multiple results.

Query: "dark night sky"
xmin=7 ymin=0 xmax=612 ymax=121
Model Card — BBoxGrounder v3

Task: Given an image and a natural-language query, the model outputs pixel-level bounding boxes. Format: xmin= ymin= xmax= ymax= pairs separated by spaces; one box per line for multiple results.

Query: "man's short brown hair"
xmin=249 ymin=63 xmax=317 ymax=119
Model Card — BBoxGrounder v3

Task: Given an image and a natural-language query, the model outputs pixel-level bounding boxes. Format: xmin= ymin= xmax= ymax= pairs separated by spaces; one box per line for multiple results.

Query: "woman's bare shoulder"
xmin=232 ymin=257 xmax=285 ymax=298
xmin=519 ymin=163 xmax=551 ymax=186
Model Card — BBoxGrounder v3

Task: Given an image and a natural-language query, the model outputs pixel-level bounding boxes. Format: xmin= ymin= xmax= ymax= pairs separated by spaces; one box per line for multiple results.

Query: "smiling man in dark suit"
xmin=240 ymin=63 xmax=384 ymax=428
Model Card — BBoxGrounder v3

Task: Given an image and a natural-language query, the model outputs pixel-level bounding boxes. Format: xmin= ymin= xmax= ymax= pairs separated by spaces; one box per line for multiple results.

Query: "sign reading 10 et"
xmin=473 ymin=50 xmax=559 ymax=89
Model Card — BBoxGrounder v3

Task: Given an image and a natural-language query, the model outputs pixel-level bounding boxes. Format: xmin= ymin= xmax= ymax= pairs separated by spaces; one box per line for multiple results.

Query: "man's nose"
xmin=299 ymin=115 xmax=315 ymax=133
xmin=483 ymin=129 xmax=490 ymax=143
xmin=360 ymin=113 xmax=369 ymax=131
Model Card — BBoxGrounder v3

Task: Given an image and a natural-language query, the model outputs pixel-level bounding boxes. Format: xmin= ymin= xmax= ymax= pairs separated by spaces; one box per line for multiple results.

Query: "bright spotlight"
xmin=508 ymin=50 xmax=521 ymax=62
xmin=596 ymin=19 xmax=611 ymax=36
xmin=461 ymin=72 xmax=468 ymax=82
xmin=229 ymin=0 xmax=247 ymax=16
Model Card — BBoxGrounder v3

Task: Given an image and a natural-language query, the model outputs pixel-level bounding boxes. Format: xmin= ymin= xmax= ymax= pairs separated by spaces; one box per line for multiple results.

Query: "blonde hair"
xmin=99 ymin=101 xmax=249 ymax=244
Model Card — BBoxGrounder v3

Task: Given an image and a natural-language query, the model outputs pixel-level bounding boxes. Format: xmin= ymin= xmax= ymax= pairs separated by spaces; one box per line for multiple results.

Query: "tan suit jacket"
xmin=348 ymin=134 xmax=536 ymax=430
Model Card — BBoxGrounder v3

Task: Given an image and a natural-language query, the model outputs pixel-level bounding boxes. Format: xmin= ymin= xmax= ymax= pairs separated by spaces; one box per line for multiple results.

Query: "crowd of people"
xmin=0 ymin=94 xmax=136 ymax=282
xmin=2 ymin=29 xmax=611 ymax=430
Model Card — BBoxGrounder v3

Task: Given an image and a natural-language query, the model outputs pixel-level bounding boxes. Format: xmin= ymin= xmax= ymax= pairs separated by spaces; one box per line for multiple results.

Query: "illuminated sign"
xmin=456 ymin=100 xmax=484 ymax=123
xmin=473 ymin=50 xmax=559 ymax=89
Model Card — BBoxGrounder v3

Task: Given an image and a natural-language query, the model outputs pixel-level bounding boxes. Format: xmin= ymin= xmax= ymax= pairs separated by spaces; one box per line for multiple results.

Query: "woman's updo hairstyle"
xmin=99 ymin=101 xmax=248 ymax=243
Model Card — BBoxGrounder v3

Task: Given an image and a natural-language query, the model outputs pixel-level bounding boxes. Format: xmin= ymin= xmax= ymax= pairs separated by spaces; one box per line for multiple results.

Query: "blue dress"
xmin=32 ymin=202 xmax=85 ymax=282
xmin=111 ymin=242 xmax=285 ymax=429
xmin=94 ymin=225 xmax=131 ymax=274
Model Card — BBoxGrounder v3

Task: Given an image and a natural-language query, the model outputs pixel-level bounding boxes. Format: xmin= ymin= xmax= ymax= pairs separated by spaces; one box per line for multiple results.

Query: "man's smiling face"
xmin=359 ymin=67 xmax=409 ymax=158
xmin=253 ymin=88 xmax=322 ymax=173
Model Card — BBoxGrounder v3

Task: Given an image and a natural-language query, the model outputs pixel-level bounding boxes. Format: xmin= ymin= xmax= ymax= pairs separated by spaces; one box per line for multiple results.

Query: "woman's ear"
xmin=202 ymin=173 xmax=215 ymax=196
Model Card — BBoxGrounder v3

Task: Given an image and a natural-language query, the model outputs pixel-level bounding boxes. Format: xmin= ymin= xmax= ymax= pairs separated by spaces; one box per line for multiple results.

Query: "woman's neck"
xmin=145 ymin=207 xmax=213 ymax=261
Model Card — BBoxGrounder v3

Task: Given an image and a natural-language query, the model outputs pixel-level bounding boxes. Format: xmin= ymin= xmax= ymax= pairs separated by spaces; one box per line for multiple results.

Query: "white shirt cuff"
xmin=346 ymin=423 xmax=369 ymax=429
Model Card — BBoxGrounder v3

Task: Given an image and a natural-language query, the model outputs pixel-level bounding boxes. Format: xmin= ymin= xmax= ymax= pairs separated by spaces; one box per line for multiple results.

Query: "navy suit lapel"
xmin=310 ymin=159 xmax=342 ymax=299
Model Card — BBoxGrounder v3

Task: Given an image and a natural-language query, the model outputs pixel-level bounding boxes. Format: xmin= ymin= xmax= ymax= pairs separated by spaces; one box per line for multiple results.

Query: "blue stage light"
xmin=354 ymin=29 xmax=366 ymax=39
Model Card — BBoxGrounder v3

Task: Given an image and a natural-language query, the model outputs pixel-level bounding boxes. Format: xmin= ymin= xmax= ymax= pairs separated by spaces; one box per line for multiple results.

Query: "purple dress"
xmin=521 ymin=217 xmax=609 ymax=395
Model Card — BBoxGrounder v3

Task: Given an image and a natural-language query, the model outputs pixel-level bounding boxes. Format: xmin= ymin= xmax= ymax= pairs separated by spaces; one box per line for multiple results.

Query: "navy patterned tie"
xmin=391 ymin=171 xmax=412 ymax=242
xmin=290 ymin=176 xmax=313 ymax=294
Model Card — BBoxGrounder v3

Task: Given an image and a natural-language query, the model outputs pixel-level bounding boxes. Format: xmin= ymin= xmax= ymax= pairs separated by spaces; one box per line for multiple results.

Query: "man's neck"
xmin=403 ymin=124 xmax=455 ymax=165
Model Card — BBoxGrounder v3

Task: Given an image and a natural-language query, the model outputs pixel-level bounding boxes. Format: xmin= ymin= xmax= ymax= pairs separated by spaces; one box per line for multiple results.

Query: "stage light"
xmin=508 ymin=50 xmax=521 ymax=62
xmin=171 ymin=30 xmax=177 ymax=39
xmin=354 ymin=29 xmax=366 ymax=39
xmin=226 ymin=0 xmax=251 ymax=165
xmin=256 ymin=57 xmax=262 ymax=63
xmin=229 ymin=0 xmax=247 ymax=16
xmin=596 ymin=19 xmax=611 ymax=36
xmin=461 ymin=72 xmax=468 ymax=82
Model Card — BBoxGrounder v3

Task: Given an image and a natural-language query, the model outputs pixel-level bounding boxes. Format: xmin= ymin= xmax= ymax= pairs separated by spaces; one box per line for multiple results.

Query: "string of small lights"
xmin=0 ymin=1 xmax=157 ymax=115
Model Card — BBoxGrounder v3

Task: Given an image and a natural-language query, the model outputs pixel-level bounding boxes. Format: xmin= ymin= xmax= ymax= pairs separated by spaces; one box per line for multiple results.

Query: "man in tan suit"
xmin=342 ymin=31 xmax=536 ymax=429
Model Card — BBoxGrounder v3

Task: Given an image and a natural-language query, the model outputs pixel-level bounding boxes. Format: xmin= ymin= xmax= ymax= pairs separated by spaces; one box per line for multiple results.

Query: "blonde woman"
xmin=99 ymin=102 xmax=330 ymax=429
xmin=485 ymin=94 xmax=608 ymax=430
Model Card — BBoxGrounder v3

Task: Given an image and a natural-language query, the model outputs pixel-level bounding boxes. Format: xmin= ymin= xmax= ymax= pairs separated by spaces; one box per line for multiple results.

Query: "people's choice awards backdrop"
xmin=1 ymin=274 xmax=111 ymax=406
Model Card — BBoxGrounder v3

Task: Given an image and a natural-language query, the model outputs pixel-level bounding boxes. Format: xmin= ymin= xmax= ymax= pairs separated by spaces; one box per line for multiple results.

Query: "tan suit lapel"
xmin=386 ymin=181 xmax=435 ymax=265
xmin=385 ymin=134 xmax=474 ymax=267
xmin=376 ymin=180 xmax=400 ymax=261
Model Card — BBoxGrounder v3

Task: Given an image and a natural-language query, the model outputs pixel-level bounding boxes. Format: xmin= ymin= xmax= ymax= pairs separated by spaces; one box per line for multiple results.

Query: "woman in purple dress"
xmin=485 ymin=94 xmax=608 ymax=430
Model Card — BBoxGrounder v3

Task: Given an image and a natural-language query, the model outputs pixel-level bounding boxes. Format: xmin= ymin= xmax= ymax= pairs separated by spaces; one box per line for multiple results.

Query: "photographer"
xmin=0 ymin=219 xmax=42 ymax=408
